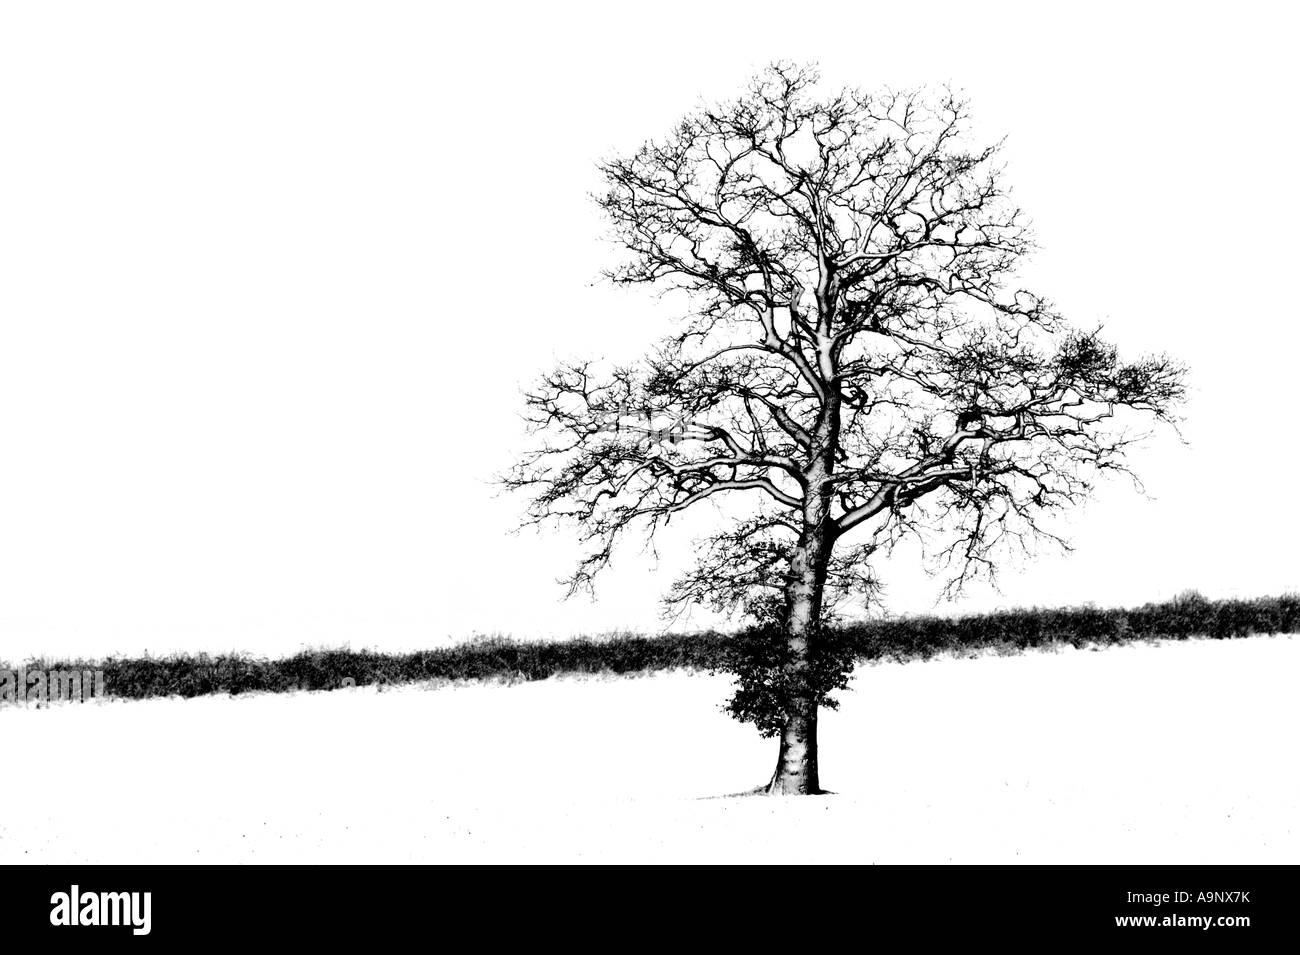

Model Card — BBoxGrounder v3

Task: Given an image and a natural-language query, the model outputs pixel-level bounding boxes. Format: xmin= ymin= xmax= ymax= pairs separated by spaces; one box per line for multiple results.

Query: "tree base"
xmin=763 ymin=773 xmax=827 ymax=796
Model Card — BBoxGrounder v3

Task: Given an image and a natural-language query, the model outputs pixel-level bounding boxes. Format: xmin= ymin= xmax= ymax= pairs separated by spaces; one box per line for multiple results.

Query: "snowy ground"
xmin=3 ymin=635 xmax=1296 ymax=864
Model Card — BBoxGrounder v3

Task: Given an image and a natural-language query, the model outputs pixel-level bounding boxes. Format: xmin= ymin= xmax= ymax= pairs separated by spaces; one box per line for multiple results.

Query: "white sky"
xmin=1 ymin=1 xmax=1296 ymax=660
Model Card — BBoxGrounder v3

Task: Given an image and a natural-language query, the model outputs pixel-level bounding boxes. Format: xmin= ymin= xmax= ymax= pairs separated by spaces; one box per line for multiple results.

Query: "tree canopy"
xmin=505 ymin=63 xmax=1186 ymax=622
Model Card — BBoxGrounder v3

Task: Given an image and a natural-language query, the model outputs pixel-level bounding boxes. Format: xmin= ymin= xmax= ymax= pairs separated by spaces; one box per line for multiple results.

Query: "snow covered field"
xmin=3 ymin=635 xmax=1296 ymax=864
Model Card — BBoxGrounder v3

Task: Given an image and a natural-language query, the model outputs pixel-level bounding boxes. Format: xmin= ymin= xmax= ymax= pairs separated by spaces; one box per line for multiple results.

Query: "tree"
xmin=503 ymin=64 xmax=1186 ymax=795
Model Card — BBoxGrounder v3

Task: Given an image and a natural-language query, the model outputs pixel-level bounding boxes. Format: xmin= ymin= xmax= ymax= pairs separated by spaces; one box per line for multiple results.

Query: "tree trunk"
xmin=766 ymin=517 xmax=830 ymax=795
xmin=767 ymin=681 xmax=820 ymax=795
xmin=766 ymin=313 xmax=839 ymax=795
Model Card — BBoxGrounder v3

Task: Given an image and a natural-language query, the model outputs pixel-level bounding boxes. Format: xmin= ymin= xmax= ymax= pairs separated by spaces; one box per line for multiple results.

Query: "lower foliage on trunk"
xmin=722 ymin=600 xmax=857 ymax=795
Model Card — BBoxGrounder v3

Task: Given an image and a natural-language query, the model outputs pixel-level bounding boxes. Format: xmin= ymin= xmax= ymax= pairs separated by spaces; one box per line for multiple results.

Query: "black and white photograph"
xmin=0 ymin=0 xmax=1294 ymax=938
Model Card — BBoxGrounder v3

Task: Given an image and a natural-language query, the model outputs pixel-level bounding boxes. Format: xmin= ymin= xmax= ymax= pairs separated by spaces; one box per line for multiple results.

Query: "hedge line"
xmin=8 ymin=591 xmax=1296 ymax=702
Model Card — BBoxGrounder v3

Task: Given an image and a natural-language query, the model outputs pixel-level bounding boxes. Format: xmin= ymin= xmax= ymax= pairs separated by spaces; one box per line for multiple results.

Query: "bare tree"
xmin=504 ymin=64 xmax=1186 ymax=795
